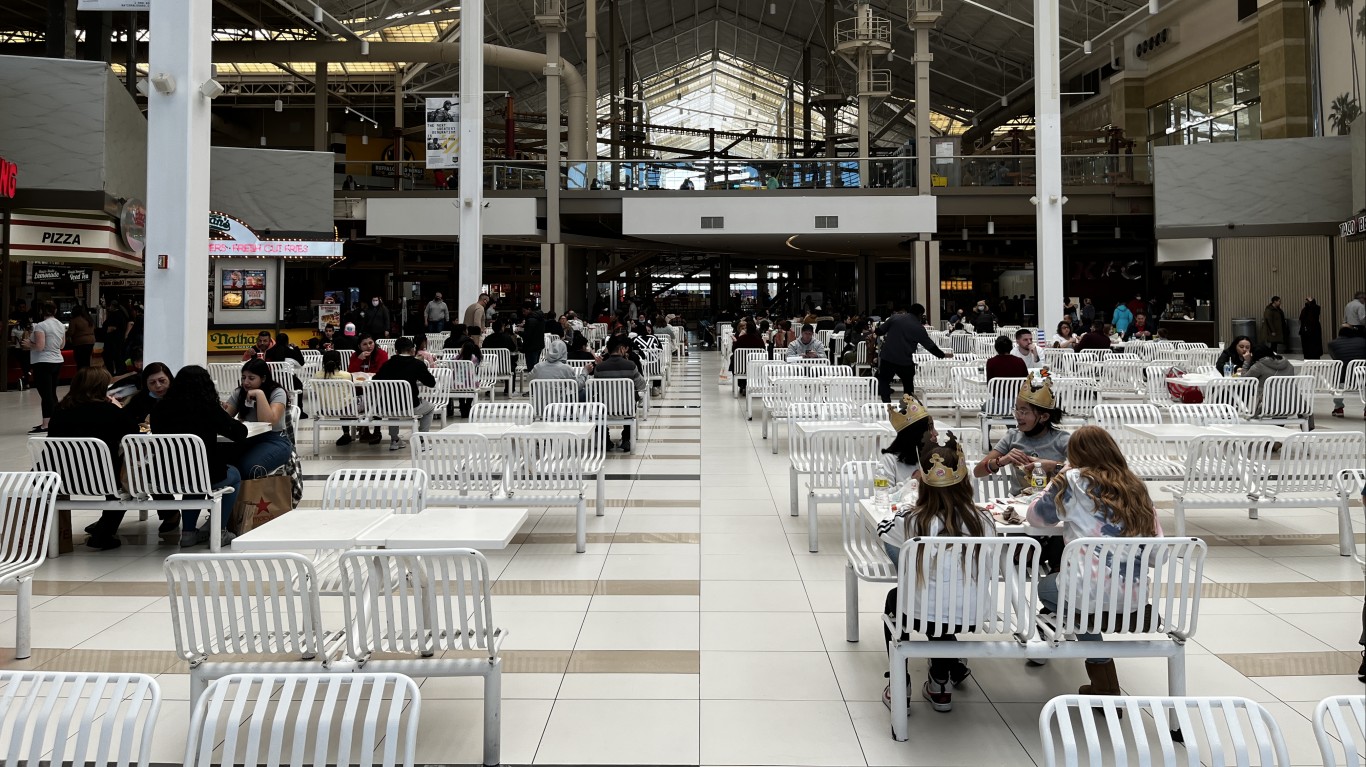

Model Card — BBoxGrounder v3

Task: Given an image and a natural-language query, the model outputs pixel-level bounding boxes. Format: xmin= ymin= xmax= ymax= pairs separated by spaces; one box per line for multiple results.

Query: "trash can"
xmin=1232 ymin=318 xmax=1257 ymax=344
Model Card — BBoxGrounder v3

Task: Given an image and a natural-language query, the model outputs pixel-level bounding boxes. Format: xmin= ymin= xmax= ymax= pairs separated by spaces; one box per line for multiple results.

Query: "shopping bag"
xmin=1164 ymin=365 xmax=1201 ymax=402
xmin=231 ymin=474 xmax=295 ymax=533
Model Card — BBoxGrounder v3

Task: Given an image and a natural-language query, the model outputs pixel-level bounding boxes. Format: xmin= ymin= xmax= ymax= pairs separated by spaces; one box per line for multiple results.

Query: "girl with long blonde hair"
xmin=1026 ymin=424 xmax=1162 ymax=696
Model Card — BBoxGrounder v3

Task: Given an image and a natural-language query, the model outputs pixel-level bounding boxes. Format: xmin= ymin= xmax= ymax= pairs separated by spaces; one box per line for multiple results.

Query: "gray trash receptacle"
xmin=1232 ymin=318 xmax=1257 ymax=343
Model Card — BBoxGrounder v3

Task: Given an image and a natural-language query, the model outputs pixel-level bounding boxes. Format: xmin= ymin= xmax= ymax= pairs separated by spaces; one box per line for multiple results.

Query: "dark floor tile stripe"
xmin=1218 ymin=651 xmax=1361 ymax=677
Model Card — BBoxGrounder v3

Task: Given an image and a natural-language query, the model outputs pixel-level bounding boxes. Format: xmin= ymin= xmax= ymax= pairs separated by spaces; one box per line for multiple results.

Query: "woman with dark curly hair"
xmin=149 ymin=365 xmax=248 ymax=547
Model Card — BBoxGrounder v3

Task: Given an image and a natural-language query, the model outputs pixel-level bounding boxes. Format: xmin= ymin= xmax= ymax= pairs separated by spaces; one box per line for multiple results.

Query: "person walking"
xmin=874 ymin=303 xmax=950 ymax=403
xmin=23 ymin=301 xmax=65 ymax=433
xmin=1080 ymin=298 xmax=1096 ymax=327
xmin=1344 ymin=290 xmax=1366 ymax=333
xmin=1260 ymin=296 xmax=1286 ymax=353
xmin=362 ymin=296 xmax=391 ymax=339
xmin=464 ymin=292 xmax=490 ymax=330
xmin=66 ymin=305 xmax=96 ymax=369
xmin=424 ymin=292 xmax=450 ymax=333
xmin=1298 ymin=297 xmax=1323 ymax=359
xmin=1110 ymin=301 xmax=1134 ymax=337
xmin=103 ymin=298 xmax=129 ymax=375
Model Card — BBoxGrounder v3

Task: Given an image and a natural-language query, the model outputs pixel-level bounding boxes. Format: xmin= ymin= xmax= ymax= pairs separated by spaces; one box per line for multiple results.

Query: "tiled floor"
xmin=1 ymin=351 xmax=1363 ymax=766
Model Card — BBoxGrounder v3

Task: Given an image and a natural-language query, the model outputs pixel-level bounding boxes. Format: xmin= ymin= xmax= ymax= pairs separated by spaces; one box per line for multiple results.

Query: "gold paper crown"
xmin=919 ymin=432 xmax=970 ymax=488
xmin=887 ymin=395 xmax=930 ymax=433
xmin=1018 ymin=373 xmax=1056 ymax=410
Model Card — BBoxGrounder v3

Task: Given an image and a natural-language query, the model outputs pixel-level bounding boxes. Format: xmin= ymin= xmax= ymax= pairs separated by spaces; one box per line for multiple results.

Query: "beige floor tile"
xmin=700 ymin=554 xmax=800 ymax=580
xmin=700 ymin=651 xmax=843 ymax=700
xmin=1192 ymin=613 xmax=1339 ymax=654
xmin=700 ymin=700 xmax=865 ymax=766
xmin=700 ymin=580 xmax=812 ymax=612
xmin=536 ymin=699 xmax=699 ymax=765
xmin=556 ymin=672 xmax=699 ymax=699
xmin=849 ymin=700 xmax=1035 ymax=767
xmin=414 ymin=698 xmax=552 ymax=766
xmin=575 ymin=611 xmax=700 ymax=651
xmin=700 ymin=612 xmax=825 ymax=652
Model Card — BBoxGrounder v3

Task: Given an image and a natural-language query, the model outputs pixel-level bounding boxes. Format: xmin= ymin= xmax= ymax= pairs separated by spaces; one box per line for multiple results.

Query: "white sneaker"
xmin=390 ymin=437 xmax=409 ymax=451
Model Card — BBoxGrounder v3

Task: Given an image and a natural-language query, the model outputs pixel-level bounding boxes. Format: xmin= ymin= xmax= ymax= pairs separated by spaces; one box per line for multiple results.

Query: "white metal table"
xmin=439 ymin=422 xmax=596 ymax=438
xmin=356 ymin=507 xmax=528 ymax=550
xmin=858 ymin=497 xmax=1057 ymax=538
xmin=1124 ymin=423 xmax=1298 ymax=442
xmin=793 ymin=420 xmax=894 ymax=436
xmin=230 ymin=508 xmax=393 ymax=551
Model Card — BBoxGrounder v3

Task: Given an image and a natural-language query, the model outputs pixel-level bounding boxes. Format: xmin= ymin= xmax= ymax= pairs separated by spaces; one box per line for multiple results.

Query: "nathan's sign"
xmin=1339 ymin=213 xmax=1366 ymax=240
xmin=208 ymin=211 xmax=344 ymax=259
xmin=0 ymin=157 xmax=17 ymax=199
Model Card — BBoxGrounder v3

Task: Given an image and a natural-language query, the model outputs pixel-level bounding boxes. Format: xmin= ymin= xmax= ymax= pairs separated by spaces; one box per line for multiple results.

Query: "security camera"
xmin=199 ymin=79 xmax=226 ymax=99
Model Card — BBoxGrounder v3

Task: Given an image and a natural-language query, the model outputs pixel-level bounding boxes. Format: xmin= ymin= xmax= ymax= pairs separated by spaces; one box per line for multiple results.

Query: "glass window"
xmin=1169 ymin=95 xmax=1188 ymax=130
xmin=1148 ymin=102 xmax=1170 ymax=136
xmin=1187 ymin=84 xmax=1211 ymax=125
xmin=1210 ymin=113 xmax=1237 ymax=142
xmin=1235 ymin=66 xmax=1260 ymax=104
xmin=1186 ymin=123 xmax=1210 ymax=144
xmin=1236 ymin=103 xmax=1261 ymax=141
xmin=1210 ymin=75 xmax=1235 ymax=115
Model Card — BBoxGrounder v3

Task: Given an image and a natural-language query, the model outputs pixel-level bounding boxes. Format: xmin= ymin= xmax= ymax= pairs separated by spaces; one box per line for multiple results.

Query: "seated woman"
xmin=878 ymin=395 xmax=938 ymax=500
xmin=1050 ymin=321 xmax=1079 ymax=349
xmin=413 ymin=334 xmax=437 ymax=367
xmin=1215 ymin=335 xmax=1253 ymax=376
xmin=47 ymin=367 xmax=140 ymax=550
xmin=567 ymin=333 xmax=597 ymax=361
xmin=121 ymin=362 xmax=173 ymax=426
xmin=985 ymin=335 xmax=1028 ymax=381
xmin=225 ymin=358 xmax=293 ymax=476
xmin=973 ymin=375 xmax=1069 ymax=490
xmin=878 ymin=435 xmax=996 ymax=713
xmin=730 ymin=319 xmax=766 ymax=394
xmin=149 ymin=366 xmax=248 ymax=547
xmin=1025 ymin=425 xmax=1161 ymax=694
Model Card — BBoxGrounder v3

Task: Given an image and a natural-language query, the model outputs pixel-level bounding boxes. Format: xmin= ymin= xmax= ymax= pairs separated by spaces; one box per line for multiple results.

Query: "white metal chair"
xmin=482 ymin=347 xmax=516 ymax=396
xmin=732 ymin=348 xmax=763 ymax=398
xmin=853 ymin=340 xmax=871 ymax=376
xmin=1162 ymin=436 xmax=1276 ymax=537
xmin=765 ymin=377 xmax=823 ymax=453
xmin=824 ymin=376 xmax=879 ymax=408
xmin=506 ymin=431 xmax=591 ymax=552
xmin=838 ymin=461 xmax=892 ymax=643
xmin=419 ymin=367 xmax=455 ymax=428
xmin=1094 ymin=404 xmax=1182 ymax=479
xmin=301 ymin=349 xmax=322 ymax=365
xmin=1052 ymin=376 xmax=1102 ymax=422
xmin=1039 ymin=695 xmax=1290 ymax=767
xmin=1254 ymin=375 xmax=1315 ymax=429
xmin=265 ymin=360 xmax=301 ymax=400
xmin=426 ymin=333 xmax=446 ymax=354
xmin=1168 ymin=403 xmax=1242 ymax=425
xmin=366 ymin=378 xmax=422 ymax=439
xmin=859 ymin=401 xmax=889 ymax=422
xmin=529 ymin=378 xmax=579 ymax=420
xmin=120 ymin=434 xmax=233 ymax=551
xmin=1202 ymin=376 xmax=1260 ymax=419
xmin=981 ymin=376 xmax=1027 ymax=437
xmin=185 ymin=673 xmax=421 ymax=767
xmin=951 ymin=366 xmax=987 ymax=427
xmin=1314 ymin=694 xmax=1366 ymax=767
xmin=412 ymin=433 xmax=503 ymax=503
xmin=1263 ymin=434 xmax=1366 ymax=556
xmin=1099 ymin=360 xmax=1146 ymax=400
xmin=338 ymin=548 xmax=503 ymax=766
xmin=323 ymin=467 xmax=428 ymax=515
xmin=442 ymin=358 xmax=482 ymax=415
xmin=544 ymin=401 xmax=609 ymax=517
xmin=1143 ymin=365 xmax=1176 ymax=410
xmin=470 ymin=401 xmax=535 ymax=424
xmin=164 ymin=552 xmax=338 ymax=705
xmin=0 ymin=472 xmax=60 ymax=660
xmin=376 ymin=337 xmax=397 ymax=355
xmin=0 ymin=671 xmax=160 ymax=767
xmin=29 ymin=436 xmax=138 ymax=559
xmin=310 ymin=378 xmax=362 ymax=455
xmin=207 ymin=361 xmax=240 ymax=400
xmin=793 ymin=428 xmax=885 ymax=551
xmin=585 ymin=377 xmax=638 ymax=452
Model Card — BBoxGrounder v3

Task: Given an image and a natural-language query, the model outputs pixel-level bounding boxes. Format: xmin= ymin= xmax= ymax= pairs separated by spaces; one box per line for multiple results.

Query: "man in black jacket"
xmin=374 ymin=336 xmax=436 ymax=450
xmin=519 ymin=303 xmax=546 ymax=374
xmin=1328 ymin=325 xmax=1366 ymax=418
xmin=874 ymin=303 xmax=949 ymax=402
xmin=577 ymin=335 xmax=645 ymax=451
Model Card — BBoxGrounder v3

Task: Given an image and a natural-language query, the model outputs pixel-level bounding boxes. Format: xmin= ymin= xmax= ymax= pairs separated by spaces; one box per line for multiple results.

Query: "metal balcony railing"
xmin=834 ymin=16 xmax=892 ymax=47
xmin=859 ymin=70 xmax=893 ymax=96
xmin=909 ymin=0 xmax=943 ymax=23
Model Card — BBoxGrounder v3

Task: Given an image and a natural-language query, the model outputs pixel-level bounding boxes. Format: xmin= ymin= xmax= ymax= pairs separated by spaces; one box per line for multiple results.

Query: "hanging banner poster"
xmin=425 ymin=97 xmax=459 ymax=169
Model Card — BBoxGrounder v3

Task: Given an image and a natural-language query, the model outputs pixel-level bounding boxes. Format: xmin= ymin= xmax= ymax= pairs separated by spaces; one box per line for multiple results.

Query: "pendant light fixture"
xmin=1070 ymin=218 xmax=1078 ymax=234
xmin=987 ymin=218 xmax=995 ymax=236
xmin=274 ymin=98 xmax=283 ymax=112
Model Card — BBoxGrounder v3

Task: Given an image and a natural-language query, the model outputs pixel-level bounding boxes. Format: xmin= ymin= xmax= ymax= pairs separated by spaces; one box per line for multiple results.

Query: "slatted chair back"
xmin=972 ymin=472 xmax=1019 ymax=501
xmin=823 ymin=376 xmax=878 ymax=406
xmin=1270 ymin=432 xmax=1366 ymax=494
xmin=1180 ymin=348 xmax=1220 ymax=368
xmin=438 ymin=348 xmax=463 ymax=363
xmin=410 ymin=433 xmax=501 ymax=498
xmin=860 ymin=402 xmax=890 ymax=422
xmin=1096 ymin=403 xmax=1164 ymax=452
xmin=483 ymin=346 xmax=513 ymax=377
xmin=1314 ymin=695 xmax=1366 ymax=767
xmin=639 ymin=349 xmax=665 ymax=385
xmin=1178 ymin=436 xmax=1276 ymax=497
xmin=1098 ymin=360 xmax=1145 ymax=397
xmin=121 ymin=434 xmax=217 ymax=498
xmin=564 ymin=359 xmax=592 ymax=375
xmin=376 ymin=338 xmax=397 ymax=355
xmin=949 ymin=333 xmax=975 ymax=355
xmin=838 ymin=460 xmax=890 ymax=579
xmin=339 ymin=548 xmax=501 ymax=660
xmin=336 ymin=349 xmax=353 ymax=369
xmin=1345 ymin=359 xmax=1366 ymax=395
xmin=476 ymin=360 xmax=499 ymax=396
xmin=322 ymin=468 xmax=428 ymax=515
xmin=890 ymin=537 xmax=1041 ymax=640
xmin=186 ymin=673 xmax=420 ymax=767
xmin=312 ymin=378 xmax=361 ymax=418
xmin=207 ymin=362 xmax=240 ymax=399
xmin=265 ymin=361 xmax=299 ymax=393
xmin=1041 ymin=347 xmax=1072 ymax=370
xmin=470 ymin=402 xmax=534 ymax=424
xmin=366 ymin=379 xmax=418 ymax=419
xmin=1143 ymin=365 xmax=1174 ymax=408
xmin=973 ymin=335 xmax=997 ymax=358
xmin=0 ymin=472 xmax=60 ymax=593
xmin=421 ymin=366 xmax=454 ymax=414
xmin=1147 ymin=341 xmax=1177 ymax=360
xmin=1174 ymin=342 xmax=1207 ymax=350
xmin=28 ymin=437 xmax=123 ymax=499
xmin=853 ymin=341 xmax=871 ymax=374
xmin=1038 ymin=695 xmax=1290 ymax=767
xmin=731 ymin=348 xmax=757 ymax=379
xmin=530 ymin=379 xmax=580 ymax=420
xmin=426 ymin=333 xmax=446 ymax=353
xmin=440 ymin=358 xmax=479 ymax=393
xmin=1256 ymin=375 xmax=1314 ymax=422
xmin=585 ymin=377 xmax=636 ymax=420
xmin=914 ymin=358 xmax=954 ymax=397
xmin=544 ymin=402 xmax=609 ymax=471
xmin=1203 ymin=376 xmax=1260 ymax=419
xmin=1052 ymin=376 xmax=1101 ymax=421
xmin=0 ymin=671 xmax=161 ymax=767
xmin=1051 ymin=537 xmax=1206 ymax=641
xmin=948 ymin=426 xmax=986 ymax=464
xmin=984 ymin=376 xmax=1027 ymax=420
xmin=506 ymin=432 xmax=588 ymax=496
xmin=1297 ymin=359 xmax=1343 ymax=394
xmin=765 ymin=377 xmax=821 ymax=418
xmin=808 ymin=429 xmax=886 ymax=491
xmin=1168 ymin=403 xmax=1241 ymax=426
xmin=164 ymin=552 xmax=325 ymax=662
xmin=951 ymin=367 xmax=987 ymax=425
xmin=806 ymin=363 xmax=854 ymax=378
xmin=301 ymin=349 xmax=322 ymax=365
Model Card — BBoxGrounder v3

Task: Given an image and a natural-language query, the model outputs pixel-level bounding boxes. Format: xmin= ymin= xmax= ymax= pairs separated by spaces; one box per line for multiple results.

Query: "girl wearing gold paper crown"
xmin=877 ymin=395 xmax=938 ymax=500
xmin=878 ymin=435 xmax=997 ymax=714
xmin=1024 ymin=425 xmax=1162 ymax=697
xmin=973 ymin=373 xmax=1070 ymax=490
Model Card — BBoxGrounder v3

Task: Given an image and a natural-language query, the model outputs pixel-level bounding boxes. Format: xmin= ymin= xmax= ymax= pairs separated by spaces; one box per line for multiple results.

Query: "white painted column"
xmin=1034 ymin=0 xmax=1065 ymax=335
xmin=144 ymin=0 xmax=213 ymax=371
xmin=584 ymin=1 xmax=598 ymax=184
xmin=457 ymin=0 xmax=484 ymax=312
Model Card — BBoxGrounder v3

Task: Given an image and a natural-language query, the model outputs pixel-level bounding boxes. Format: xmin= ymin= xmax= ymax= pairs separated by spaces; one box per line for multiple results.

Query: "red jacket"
xmin=349 ymin=347 xmax=389 ymax=374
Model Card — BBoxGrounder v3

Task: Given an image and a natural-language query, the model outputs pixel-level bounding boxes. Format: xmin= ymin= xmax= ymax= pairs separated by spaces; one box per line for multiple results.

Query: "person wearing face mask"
xmin=363 ymin=296 xmax=391 ymax=339
xmin=424 ymin=292 xmax=450 ymax=334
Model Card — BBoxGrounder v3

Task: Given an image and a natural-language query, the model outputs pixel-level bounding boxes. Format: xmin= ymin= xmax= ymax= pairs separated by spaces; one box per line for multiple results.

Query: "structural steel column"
xmin=546 ymin=29 xmax=562 ymax=244
xmin=913 ymin=22 xmax=932 ymax=192
xmin=1034 ymin=0 xmax=1064 ymax=337
xmin=458 ymin=0 xmax=485 ymax=312
xmin=143 ymin=0 xmax=214 ymax=370
xmin=1257 ymin=0 xmax=1313 ymax=139
xmin=585 ymin=0 xmax=599 ymax=182
xmin=313 ymin=62 xmax=328 ymax=151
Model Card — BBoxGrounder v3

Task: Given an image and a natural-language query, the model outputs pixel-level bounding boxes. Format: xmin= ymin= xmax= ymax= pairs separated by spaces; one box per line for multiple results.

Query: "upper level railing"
xmin=334 ymin=154 xmax=1153 ymax=193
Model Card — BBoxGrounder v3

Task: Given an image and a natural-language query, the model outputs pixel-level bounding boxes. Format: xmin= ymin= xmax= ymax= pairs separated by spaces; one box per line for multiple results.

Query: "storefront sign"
xmin=208 ymin=327 xmax=315 ymax=353
xmin=0 ymin=156 xmax=17 ymax=199
xmin=77 ymin=0 xmax=150 ymax=8
xmin=30 ymin=264 xmax=92 ymax=283
xmin=1339 ymin=213 xmax=1366 ymax=239
xmin=8 ymin=209 xmax=143 ymax=269
xmin=208 ymin=211 xmax=343 ymax=259
xmin=120 ymin=198 xmax=146 ymax=253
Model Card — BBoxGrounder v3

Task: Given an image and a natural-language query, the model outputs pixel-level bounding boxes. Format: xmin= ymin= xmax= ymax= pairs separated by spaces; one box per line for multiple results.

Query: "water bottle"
xmin=1030 ymin=461 xmax=1047 ymax=491
xmin=1223 ymin=361 xmax=1233 ymax=377
xmin=873 ymin=474 xmax=891 ymax=506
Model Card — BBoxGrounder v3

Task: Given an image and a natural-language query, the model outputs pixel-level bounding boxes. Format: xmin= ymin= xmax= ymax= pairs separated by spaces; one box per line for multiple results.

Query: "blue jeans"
xmin=236 ymin=431 xmax=293 ymax=479
xmin=427 ymin=320 xmax=446 ymax=333
xmin=185 ymin=465 xmax=242 ymax=532
xmin=1038 ymin=573 xmax=1107 ymax=663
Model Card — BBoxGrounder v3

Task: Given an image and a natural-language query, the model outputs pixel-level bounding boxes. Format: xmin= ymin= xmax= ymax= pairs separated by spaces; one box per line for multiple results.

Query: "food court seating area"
xmin=0 ymin=339 xmax=1362 ymax=766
